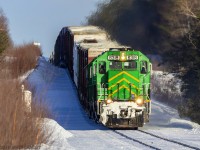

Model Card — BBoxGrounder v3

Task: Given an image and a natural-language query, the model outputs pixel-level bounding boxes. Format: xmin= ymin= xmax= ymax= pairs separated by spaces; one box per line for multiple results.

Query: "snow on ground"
xmin=27 ymin=57 xmax=200 ymax=149
xmin=144 ymin=100 xmax=200 ymax=148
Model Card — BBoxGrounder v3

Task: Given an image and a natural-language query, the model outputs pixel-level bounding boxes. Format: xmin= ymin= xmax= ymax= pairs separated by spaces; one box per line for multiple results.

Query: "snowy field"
xmin=27 ymin=57 xmax=200 ymax=150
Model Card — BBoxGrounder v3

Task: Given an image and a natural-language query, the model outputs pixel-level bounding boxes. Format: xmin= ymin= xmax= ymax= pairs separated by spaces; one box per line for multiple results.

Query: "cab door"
xmin=139 ymin=61 xmax=148 ymax=98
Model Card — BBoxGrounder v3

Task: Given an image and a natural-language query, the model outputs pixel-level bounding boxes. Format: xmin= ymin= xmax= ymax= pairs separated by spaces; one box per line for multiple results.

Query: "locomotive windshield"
xmin=124 ymin=62 xmax=137 ymax=69
xmin=109 ymin=62 xmax=122 ymax=69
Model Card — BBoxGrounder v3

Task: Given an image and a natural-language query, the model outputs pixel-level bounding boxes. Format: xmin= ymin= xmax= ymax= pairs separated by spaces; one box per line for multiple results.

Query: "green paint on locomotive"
xmin=88 ymin=48 xmax=151 ymax=106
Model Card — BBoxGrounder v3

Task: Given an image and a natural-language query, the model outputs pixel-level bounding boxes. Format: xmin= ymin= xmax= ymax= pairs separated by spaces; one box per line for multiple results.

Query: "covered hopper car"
xmin=53 ymin=26 xmax=152 ymax=128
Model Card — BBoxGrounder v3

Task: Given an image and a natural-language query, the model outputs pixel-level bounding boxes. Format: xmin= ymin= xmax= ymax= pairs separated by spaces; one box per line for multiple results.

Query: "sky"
xmin=0 ymin=0 xmax=103 ymax=57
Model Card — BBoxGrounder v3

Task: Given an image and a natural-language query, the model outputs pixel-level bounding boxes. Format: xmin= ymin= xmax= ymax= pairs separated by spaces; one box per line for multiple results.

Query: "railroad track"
xmin=112 ymin=129 xmax=200 ymax=150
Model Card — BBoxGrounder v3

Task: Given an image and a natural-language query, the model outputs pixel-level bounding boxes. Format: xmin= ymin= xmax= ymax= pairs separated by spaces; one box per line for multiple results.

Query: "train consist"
xmin=51 ymin=26 xmax=152 ymax=128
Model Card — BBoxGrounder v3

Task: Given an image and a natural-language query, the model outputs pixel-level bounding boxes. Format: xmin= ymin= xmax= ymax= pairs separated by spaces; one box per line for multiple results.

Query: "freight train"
xmin=51 ymin=26 xmax=152 ymax=128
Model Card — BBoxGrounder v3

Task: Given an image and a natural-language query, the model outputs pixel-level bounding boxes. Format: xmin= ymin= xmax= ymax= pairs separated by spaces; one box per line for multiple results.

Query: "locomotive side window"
xmin=140 ymin=61 xmax=147 ymax=74
xmin=124 ymin=62 xmax=137 ymax=69
xmin=109 ymin=62 xmax=122 ymax=69
xmin=99 ymin=61 xmax=106 ymax=74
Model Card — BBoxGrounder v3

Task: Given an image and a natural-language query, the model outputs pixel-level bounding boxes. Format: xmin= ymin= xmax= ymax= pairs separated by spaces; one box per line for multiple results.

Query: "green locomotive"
xmin=87 ymin=48 xmax=151 ymax=128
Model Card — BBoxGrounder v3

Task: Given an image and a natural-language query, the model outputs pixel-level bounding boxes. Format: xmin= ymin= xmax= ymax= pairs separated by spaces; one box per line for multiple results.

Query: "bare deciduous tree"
xmin=178 ymin=0 xmax=200 ymax=19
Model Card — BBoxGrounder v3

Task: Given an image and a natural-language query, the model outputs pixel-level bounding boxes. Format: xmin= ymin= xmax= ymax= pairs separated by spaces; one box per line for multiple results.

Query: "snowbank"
xmin=39 ymin=118 xmax=74 ymax=150
xmin=27 ymin=57 xmax=75 ymax=149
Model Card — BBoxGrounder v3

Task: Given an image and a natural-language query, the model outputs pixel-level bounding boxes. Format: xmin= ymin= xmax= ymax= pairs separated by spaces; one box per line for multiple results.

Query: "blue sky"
xmin=0 ymin=0 xmax=103 ymax=57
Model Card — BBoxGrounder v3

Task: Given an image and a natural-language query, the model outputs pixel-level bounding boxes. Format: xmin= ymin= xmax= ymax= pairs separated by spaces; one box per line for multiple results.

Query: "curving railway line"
xmin=112 ymin=129 xmax=200 ymax=150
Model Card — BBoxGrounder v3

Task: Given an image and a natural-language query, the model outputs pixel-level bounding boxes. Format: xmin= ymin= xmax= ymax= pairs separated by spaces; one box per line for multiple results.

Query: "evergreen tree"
xmin=0 ymin=9 xmax=12 ymax=54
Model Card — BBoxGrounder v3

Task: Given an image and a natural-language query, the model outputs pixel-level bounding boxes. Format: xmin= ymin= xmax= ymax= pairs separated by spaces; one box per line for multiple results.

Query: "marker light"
xmin=120 ymin=52 xmax=126 ymax=61
xmin=106 ymin=99 xmax=113 ymax=104
xmin=135 ymin=97 xmax=143 ymax=106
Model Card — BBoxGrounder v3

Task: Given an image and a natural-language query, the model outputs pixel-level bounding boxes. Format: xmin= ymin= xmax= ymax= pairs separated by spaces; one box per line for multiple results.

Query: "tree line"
xmin=87 ymin=0 xmax=200 ymax=123
xmin=0 ymin=9 xmax=51 ymax=148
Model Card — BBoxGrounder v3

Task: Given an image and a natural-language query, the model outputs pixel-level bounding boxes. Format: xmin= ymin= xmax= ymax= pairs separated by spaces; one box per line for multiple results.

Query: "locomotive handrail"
xmin=97 ymin=83 xmax=108 ymax=101
xmin=97 ymin=83 xmax=102 ymax=101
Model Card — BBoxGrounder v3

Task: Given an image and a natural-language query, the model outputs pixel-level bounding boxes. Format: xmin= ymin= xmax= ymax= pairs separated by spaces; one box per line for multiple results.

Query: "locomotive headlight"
xmin=135 ymin=97 xmax=143 ymax=106
xmin=120 ymin=52 xmax=126 ymax=61
xmin=106 ymin=98 xmax=113 ymax=104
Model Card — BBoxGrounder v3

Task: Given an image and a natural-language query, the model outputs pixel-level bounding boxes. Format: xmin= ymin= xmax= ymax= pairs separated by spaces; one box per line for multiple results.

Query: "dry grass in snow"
xmin=0 ymin=43 xmax=52 ymax=149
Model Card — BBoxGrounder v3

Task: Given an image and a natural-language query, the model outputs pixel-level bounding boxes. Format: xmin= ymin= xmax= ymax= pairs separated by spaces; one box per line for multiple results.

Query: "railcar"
xmin=53 ymin=26 xmax=151 ymax=128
